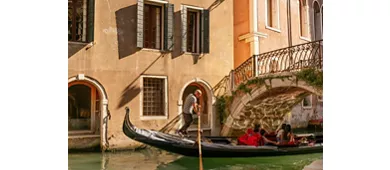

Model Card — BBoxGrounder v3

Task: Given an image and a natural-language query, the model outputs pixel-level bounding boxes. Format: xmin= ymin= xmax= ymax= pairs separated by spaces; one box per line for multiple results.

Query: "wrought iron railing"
xmin=232 ymin=40 xmax=323 ymax=88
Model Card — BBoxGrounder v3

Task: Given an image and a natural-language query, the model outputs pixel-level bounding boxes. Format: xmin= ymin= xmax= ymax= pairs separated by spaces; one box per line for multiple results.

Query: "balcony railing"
xmin=231 ymin=40 xmax=323 ymax=89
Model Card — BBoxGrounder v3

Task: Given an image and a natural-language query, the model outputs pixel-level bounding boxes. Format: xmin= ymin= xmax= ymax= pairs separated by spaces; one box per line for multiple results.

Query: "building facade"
xmin=232 ymin=0 xmax=323 ymax=129
xmin=68 ymin=0 xmax=323 ymax=151
xmin=68 ymin=0 xmax=234 ymax=151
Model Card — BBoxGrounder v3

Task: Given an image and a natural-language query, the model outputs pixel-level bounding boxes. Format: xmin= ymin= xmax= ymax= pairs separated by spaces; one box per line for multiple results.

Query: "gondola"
xmin=122 ymin=107 xmax=323 ymax=158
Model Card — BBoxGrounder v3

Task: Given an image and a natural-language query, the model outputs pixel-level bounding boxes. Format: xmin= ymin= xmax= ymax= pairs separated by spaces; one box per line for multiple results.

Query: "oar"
xmin=197 ymin=109 xmax=204 ymax=170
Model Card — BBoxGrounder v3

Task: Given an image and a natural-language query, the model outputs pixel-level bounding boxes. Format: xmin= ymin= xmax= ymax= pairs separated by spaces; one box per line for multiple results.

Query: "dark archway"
xmin=68 ymin=81 xmax=101 ymax=134
xmin=181 ymin=82 xmax=210 ymax=129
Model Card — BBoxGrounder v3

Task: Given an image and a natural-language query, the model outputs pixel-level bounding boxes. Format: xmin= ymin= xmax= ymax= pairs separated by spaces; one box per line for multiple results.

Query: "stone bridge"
xmin=213 ymin=40 xmax=323 ymax=136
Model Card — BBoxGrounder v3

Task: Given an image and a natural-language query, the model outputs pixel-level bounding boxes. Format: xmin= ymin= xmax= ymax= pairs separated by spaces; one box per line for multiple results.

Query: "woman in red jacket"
xmin=238 ymin=124 xmax=261 ymax=146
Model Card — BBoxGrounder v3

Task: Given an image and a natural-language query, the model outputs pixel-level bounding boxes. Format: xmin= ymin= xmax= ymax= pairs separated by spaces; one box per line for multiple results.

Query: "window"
xmin=141 ymin=76 xmax=168 ymax=119
xmin=181 ymin=5 xmax=210 ymax=54
xmin=265 ymin=0 xmax=280 ymax=31
xmin=302 ymin=95 xmax=312 ymax=108
xmin=144 ymin=4 xmax=162 ymax=49
xmin=68 ymin=82 xmax=100 ymax=134
xmin=68 ymin=0 xmax=95 ymax=43
xmin=313 ymin=1 xmax=322 ymax=40
xmin=187 ymin=11 xmax=199 ymax=53
xmin=299 ymin=0 xmax=309 ymax=39
xmin=137 ymin=0 xmax=174 ymax=51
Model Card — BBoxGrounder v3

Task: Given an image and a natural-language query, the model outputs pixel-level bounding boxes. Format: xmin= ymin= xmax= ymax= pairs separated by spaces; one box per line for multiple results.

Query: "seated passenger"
xmin=259 ymin=129 xmax=278 ymax=146
xmin=276 ymin=124 xmax=287 ymax=145
xmin=285 ymin=124 xmax=296 ymax=145
xmin=238 ymin=124 xmax=261 ymax=146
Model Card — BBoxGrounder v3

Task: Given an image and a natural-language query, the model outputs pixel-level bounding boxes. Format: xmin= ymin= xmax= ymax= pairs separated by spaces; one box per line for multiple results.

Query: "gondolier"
xmin=178 ymin=89 xmax=202 ymax=137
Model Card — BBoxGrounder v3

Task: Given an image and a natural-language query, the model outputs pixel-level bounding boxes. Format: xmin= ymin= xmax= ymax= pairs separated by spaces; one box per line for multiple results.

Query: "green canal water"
xmin=68 ymin=149 xmax=322 ymax=170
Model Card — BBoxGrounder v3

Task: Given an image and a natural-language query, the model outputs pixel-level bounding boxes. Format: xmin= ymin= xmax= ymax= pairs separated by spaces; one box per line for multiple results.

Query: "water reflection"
xmin=68 ymin=148 xmax=322 ymax=170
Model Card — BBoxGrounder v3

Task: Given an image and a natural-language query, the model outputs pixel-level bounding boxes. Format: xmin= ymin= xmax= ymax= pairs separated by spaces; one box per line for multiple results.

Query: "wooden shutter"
xmin=87 ymin=0 xmax=95 ymax=42
xmin=164 ymin=3 xmax=174 ymax=51
xmin=201 ymin=9 xmax=210 ymax=53
xmin=137 ymin=0 xmax=144 ymax=48
xmin=181 ymin=6 xmax=187 ymax=53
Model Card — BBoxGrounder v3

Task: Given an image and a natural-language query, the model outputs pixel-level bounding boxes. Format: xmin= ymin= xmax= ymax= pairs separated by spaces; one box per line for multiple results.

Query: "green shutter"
xmin=137 ymin=0 xmax=144 ymax=48
xmin=87 ymin=0 xmax=95 ymax=42
xmin=201 ymin=9 xmax=210 ymax=53
xmin=181 ymin=6 xmax=187 ymax=53
xmin=164 ymin=3 xmax=174 ymax=51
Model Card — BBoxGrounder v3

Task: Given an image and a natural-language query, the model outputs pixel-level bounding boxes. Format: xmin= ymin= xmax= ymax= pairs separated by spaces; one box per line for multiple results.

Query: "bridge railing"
xmin=231 ymin=40 xmax=323 ymax=90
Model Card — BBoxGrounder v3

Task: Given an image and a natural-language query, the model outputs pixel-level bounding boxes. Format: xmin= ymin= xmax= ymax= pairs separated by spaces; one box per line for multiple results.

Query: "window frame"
xmin=140 ymin=75 xmax=169 ymax=120
xmin=265 ymin=0 xmax=281 ymax=33
xmin=298 ymin=0 xmax=311 ymax=41
xmin=68 ymin=81 xmax=98 ymax=135
xmin=186 ymin=9 xmax=201 ymax=54
xmin=142 ymin=0 xmax=167 ymax=51
xmin=181 ymin=4 xmax=209 ymax=55
xmin=302 ymin=94 xmax=313 ymax=109
xmin=68 ymin=0 xmax=94 ymax=43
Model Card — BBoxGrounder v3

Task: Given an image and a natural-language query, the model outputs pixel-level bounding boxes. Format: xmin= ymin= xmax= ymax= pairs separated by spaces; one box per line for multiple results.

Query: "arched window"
xmin=299 ymin=0 xmax=309 ymax=38
xmin=313 ymin=1 xmax=322 ymax=40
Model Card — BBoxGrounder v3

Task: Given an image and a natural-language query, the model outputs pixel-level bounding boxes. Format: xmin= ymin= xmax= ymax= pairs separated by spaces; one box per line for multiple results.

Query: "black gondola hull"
xmin=122 ymin=108 xmax=323 ymax=158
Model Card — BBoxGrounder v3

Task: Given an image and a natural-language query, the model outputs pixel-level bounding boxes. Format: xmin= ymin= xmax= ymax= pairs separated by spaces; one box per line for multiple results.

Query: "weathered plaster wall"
xmin=68 ymin=0 xmax=234 ymax=150
xmin=290 ymin=94 xmax=323 ymax=128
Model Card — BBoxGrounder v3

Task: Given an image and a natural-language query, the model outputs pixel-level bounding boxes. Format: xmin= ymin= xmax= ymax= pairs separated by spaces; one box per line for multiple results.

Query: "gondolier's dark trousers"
xmin=179 ymin=113 xmax=193 ymax=133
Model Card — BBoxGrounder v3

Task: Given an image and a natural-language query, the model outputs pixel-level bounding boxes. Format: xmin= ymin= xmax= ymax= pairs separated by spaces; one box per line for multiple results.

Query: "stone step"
xmin=302 ymin=160 xmax=323 ymax=170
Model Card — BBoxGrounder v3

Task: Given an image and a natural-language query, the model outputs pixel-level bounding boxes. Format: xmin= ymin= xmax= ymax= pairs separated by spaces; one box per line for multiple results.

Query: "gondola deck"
xmin=122 ymin=107 xmax=323 ymax=157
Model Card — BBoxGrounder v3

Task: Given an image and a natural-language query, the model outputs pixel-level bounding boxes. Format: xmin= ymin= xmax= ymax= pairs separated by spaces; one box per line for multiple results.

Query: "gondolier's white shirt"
xmin=183 ymin=94 xmax=197 ymax=114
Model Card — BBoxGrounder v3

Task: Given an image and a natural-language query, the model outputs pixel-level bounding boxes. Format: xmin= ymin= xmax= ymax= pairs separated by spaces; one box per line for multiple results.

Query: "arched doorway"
xmin=68 ymin=82 xmax=101 ymax=133
xmin=68 ymin=74 xmax=109 ymax=150
xmin=182 ymin=83 xmax=210 ymax=128
xmin=178 ymin=78 xmax=216 ymax=135
xmin=313 ymin=1 xmax=322 ymax=40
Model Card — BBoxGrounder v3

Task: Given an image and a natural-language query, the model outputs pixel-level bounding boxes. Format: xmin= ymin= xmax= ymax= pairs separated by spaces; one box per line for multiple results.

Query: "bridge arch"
xmin=220 ymin=75 xmax=322 ymax=136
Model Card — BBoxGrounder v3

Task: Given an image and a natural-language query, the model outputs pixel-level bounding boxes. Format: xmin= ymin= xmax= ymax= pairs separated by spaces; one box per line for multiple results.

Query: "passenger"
xmin=237 ymin=124 xmax=261 ymax=146
xmin=285 ymin=124 xmax=296 ymax=145
xmin=259 ymin=129 xmax=278 ymax=146
xmin=276 ymin=123 xmax=287 ymax=145
xmin=247 ymin=124 xmax=261 ymax=146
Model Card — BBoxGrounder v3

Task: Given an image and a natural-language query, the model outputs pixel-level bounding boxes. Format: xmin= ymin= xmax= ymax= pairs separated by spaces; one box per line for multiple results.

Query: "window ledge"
xmin=302 ymin=106 xmax=313 ymax=109
xmin=68 ymin=41 xmax=95 ymax=49
xmin=300 ymin=36 xmax=311 ymax=42
xmin=141 ymin=48 xmax=166 ymax=53
xmin=184 ymin=52 xmax=201 ymax=56
xmin=265 ymin=26 xmax=281 ymax=33
xmin=140 ymin=116 xmax=168 ymax=120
